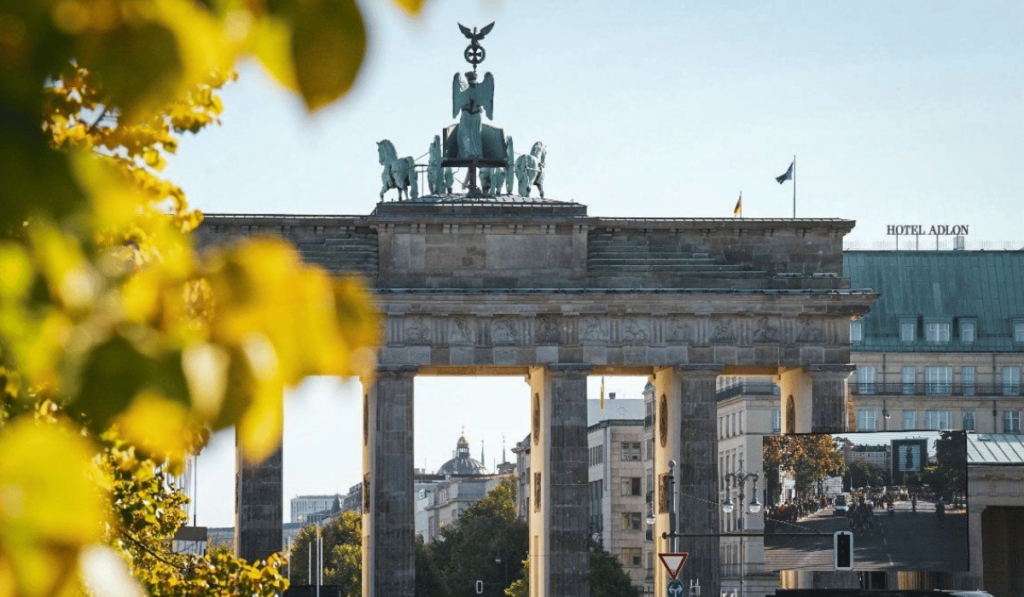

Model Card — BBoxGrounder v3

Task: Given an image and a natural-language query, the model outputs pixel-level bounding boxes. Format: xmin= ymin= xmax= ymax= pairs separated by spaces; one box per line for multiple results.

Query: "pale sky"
xmin=181 ymin=0 xmax=1023 ymax=527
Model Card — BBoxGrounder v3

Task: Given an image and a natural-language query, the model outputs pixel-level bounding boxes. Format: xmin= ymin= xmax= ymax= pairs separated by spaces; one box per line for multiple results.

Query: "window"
xmin=621 ymin=512 xmax=642 ymax=531
xmin=850 ymin=321 xmax=863 ymax=343
xmin=903 ymin=410 xmax=917 ymax=430
xmin=1004 ymin=411 xmax=1021 ymax=433
xmin=621 ymin=547 xmax=642 ymax=567
xmin=925 ymin=410 xmax=953 ymax=430
xmin=621 ymin=477 xmax=642 ymax=497
xmin=902 ymin=366 xmax=916 ymax=395
xmin=772 ymin=409 xmax=781 ymax=434
xmin=1015 ymin=323 xmax=1024 ymax=343
xmin=901 ymin=321 xmax=916 ymax=343
xmin=925 ymin=322 xmax=951 ymax=343
xmin=962 ymin=411 xmax=975 ymax=431
xmin=960 ymin=320 xmax=976 ymax=344
xmin=925 ymin=366 xmax=953 ymax=395
xmin=962 ymin=367 xmax=976 ymax=396
xmin=1003 ymin=367 xmax=1021 ymax=396
xmin=857 ymin=366 xmax=876 ymax=395
xmin=621 ymin=442 xmax=641 ymax=461
xmin=857 ymin=409 xmax=877 ymax=431
xmin=589 ymin=446 xmax=604 ymax=466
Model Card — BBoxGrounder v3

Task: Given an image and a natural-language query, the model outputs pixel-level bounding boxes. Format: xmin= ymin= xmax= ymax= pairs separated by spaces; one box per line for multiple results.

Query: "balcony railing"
xmin=849 ymin=381 xmax=1022 ymax=397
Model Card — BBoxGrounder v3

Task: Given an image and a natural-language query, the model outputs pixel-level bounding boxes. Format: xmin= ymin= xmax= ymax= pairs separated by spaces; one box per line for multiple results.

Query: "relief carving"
xmin=621 ymin=318 xmax=650 ymax=344
xmin=580 ymin=316 xmax=609 ymax=341
xmin=796 ymin=319 xmax=825 ymax=343
xmin=449 ymin=316 xmax=473 ymax=344
xmin=710 ymin=317 xmax=735 ymax=343
xmin=492 ymin=317 xmax=518 ymax=344
xmin=667 ymin=318 xmax=693 ymax=343
xmin=404 ymin=317 xmax=430 ymax=344
xmin=752 ymin=317 xmax=779 ymax=343
xmin=536 ymin=317 xmax=561 ymax=344
xmin=658 ymin=394 xmax=668 ymax=448
xmin=532 ymin=393 xmax=541 ymax=445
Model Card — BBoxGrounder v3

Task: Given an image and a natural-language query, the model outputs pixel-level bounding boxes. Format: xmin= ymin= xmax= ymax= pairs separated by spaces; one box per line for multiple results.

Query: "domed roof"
xmin=436 ymin=435 xmax=489 ymax=476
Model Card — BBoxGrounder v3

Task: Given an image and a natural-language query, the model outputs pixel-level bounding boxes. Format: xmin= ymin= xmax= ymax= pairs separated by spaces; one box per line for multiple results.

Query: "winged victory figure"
xmin=452 ymin=70 xmax=494 ymax=159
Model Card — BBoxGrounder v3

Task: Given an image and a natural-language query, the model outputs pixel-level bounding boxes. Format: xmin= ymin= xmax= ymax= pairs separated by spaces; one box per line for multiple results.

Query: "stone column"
xmin=807 ymin=365 xmax=855 ymax=433
xmin=527 ymin=363 xmax=591 ymax=597
xmin=362 ymin=366 xmax=417 ymax=597
xmin=807 ymin=365 xmax=857 ymax=590
xmin=653 ymin=364 xmax=723 ymax=597
xmin=235 ymin=441 xmax=283 ymax=563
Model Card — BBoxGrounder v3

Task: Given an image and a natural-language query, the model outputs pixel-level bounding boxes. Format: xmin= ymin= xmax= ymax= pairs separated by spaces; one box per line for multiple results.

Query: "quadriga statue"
xmin=377 ymin=139 xmax=418 ymax=201
xmin=515 ymin=141 xmax=546 ymax=198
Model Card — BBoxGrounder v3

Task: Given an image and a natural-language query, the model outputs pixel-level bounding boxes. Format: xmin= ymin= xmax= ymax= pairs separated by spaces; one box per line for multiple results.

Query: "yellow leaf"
xmin=0 ymin=243 xmax=33 ymax=300
xmin=290 ymin=0 xmax=366 ymax=111
xmin=111 ymin=391 xmax=195 ymax=463
xmin=0 ymin=418 xmax=108 ymax=597
xmin=390 ymin=0 xmax=427 ymax=15
xmin=249 ymin=13 xmax=298 ymax=92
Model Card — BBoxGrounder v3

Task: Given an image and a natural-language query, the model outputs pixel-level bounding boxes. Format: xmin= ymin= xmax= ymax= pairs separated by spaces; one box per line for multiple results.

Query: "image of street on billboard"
xmin=761 ymin=431 xmax=969 ymax=572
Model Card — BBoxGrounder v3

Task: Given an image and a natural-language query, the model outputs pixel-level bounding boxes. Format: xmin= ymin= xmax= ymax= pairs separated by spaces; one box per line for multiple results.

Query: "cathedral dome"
xmin=436 ymin=435 xmax=489 ymax=476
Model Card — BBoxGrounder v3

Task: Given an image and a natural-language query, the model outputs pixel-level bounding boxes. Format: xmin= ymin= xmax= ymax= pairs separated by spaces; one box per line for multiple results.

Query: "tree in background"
xmin=502 ymin=541 xmax=639 ymax=597
xmin=0 ymin=0 xmax=426 ymax=594
xmin=287 ymin=510 xmax=362 ymax=594
xmin=929 ymin=431 xmax=968 ymax=503
xmin=848 ymin=460 xmax=888 ymax=491
xmin=427 ymin=478 xmax=528 ymax=597
xmin=764 ymin=434 xmax=846 ymax=501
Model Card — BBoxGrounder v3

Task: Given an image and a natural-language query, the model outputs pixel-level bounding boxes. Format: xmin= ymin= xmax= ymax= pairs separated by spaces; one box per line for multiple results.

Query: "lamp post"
xmin=721 ymin=459 xmax=761 ymax=597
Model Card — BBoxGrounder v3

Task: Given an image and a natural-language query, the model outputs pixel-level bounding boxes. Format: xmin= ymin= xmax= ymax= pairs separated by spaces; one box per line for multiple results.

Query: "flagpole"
xmin=792 ymin=155 xmax=796 ymax=218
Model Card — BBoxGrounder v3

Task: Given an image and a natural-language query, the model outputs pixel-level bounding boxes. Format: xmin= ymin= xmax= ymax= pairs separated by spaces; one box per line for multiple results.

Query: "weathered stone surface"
xmin=362 ymin=366 xmax=416 ymax=597
xmin=235 ymin=444 xmax=282 ymax=563
xmin=202 ymin=201 xmax=877 ymax=597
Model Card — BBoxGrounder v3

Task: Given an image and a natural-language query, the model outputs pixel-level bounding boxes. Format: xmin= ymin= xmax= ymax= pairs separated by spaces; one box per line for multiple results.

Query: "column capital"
xmin=662 ymin=363 xmax=725 ymax=378
xmin=806 ymin=364 xmax=856 ymax=379
xmin=531 ymin=363 xmax=594 ymax=376
xmin=366 ymin=365 xmax=419 ymax=384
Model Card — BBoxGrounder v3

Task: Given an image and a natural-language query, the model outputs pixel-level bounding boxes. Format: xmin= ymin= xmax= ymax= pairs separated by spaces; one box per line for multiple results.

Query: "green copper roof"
xmin=844 ymin=251 xmax=1024 ymax=352
xmin=967 ymin=433 xmax=1024 ymax=465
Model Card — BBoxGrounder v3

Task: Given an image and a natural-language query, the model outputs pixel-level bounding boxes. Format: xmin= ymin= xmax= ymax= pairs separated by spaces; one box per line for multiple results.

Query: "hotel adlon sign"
xmin=886 ymin=224 xmax=969 ymax=236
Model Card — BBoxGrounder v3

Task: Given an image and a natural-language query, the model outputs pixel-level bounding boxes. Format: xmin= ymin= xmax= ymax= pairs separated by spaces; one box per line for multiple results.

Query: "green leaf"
xmin=290 ymin=0 xmax=366 ymax=112
xmin=0 ymin=103 xmax=85 ymax=230
xmin=78 ymin=22 xmax=182 ymax=120
xmin=70 ymin=336 xmax=149 ymax=430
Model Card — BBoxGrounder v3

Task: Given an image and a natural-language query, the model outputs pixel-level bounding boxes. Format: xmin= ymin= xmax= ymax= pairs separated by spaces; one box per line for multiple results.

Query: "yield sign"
xmin=658 ymin=553 xmax=689 ymax=579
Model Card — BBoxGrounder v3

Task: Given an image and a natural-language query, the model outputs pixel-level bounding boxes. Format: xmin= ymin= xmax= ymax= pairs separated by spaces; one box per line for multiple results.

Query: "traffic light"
xmin=834 ymin=531 xmax=853 ymax=570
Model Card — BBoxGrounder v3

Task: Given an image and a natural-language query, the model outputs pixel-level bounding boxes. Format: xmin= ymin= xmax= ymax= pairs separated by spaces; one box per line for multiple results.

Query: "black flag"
xmin=776 ymin=161 xmax=794 ymax=184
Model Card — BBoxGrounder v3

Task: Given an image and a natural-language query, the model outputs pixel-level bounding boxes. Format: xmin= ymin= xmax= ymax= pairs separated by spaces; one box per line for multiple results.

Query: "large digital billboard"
xmin=759 ymin=431 xmax=968 ymax=572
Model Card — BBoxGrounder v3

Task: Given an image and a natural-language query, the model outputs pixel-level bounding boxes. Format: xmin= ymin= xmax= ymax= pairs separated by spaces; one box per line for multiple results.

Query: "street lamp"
xmin=722 ymin=459 xmax=760 ymax=597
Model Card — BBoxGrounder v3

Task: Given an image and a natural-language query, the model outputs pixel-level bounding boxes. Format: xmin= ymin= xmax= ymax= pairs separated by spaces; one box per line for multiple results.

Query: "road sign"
xmin=658 ymin=552 xmax=689 ymax=579
xmin=667 ymin=579 xmax=685 ymax=597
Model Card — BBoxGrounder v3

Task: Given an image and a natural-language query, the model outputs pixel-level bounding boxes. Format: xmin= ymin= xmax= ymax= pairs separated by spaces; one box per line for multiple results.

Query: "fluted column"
xmin=807 ymin=365 xmax=855 ymax=433
xmin=362 ymin=365 xmax=417 ymax=597
xmin=235 ymin=384 xmax=284 ymax=563
xmin=653 ymin=364 xmax=723 ymax=597
xmin=527 ymin=363 xmax=592 ymax=597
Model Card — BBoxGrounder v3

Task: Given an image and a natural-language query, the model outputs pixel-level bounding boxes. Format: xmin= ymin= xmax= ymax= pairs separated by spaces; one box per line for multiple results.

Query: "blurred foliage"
xmin=847 ymin=459 xmax=888 ymax=491
xmin=0 ymin=0 xmax=428 ymax=594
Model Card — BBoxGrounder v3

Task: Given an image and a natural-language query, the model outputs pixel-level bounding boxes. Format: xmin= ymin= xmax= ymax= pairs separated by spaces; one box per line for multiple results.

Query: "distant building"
xmin=414 ymin=434 xmax=515 ymax=543
xmin=290 ymin=494 xmax=341 ymax=524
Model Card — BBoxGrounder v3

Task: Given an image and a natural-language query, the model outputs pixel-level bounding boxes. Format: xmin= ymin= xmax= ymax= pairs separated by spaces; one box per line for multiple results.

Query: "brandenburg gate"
xmin=192 ymin=21 xmax=875 ymax=597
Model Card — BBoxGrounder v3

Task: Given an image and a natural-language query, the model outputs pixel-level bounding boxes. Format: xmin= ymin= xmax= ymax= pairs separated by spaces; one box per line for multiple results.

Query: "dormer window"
xmin=850 ymin=320 xmax=864 ymax=344
xmin=960 ymin=320 xmax=976 ymax=344
xmin=924 ymin=320 xmax=951 ymax=344
xmin=1014 ymin=321 xmax=1024 ymax=344
xmin=900 ymin=319 xmax=916 ymax=343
